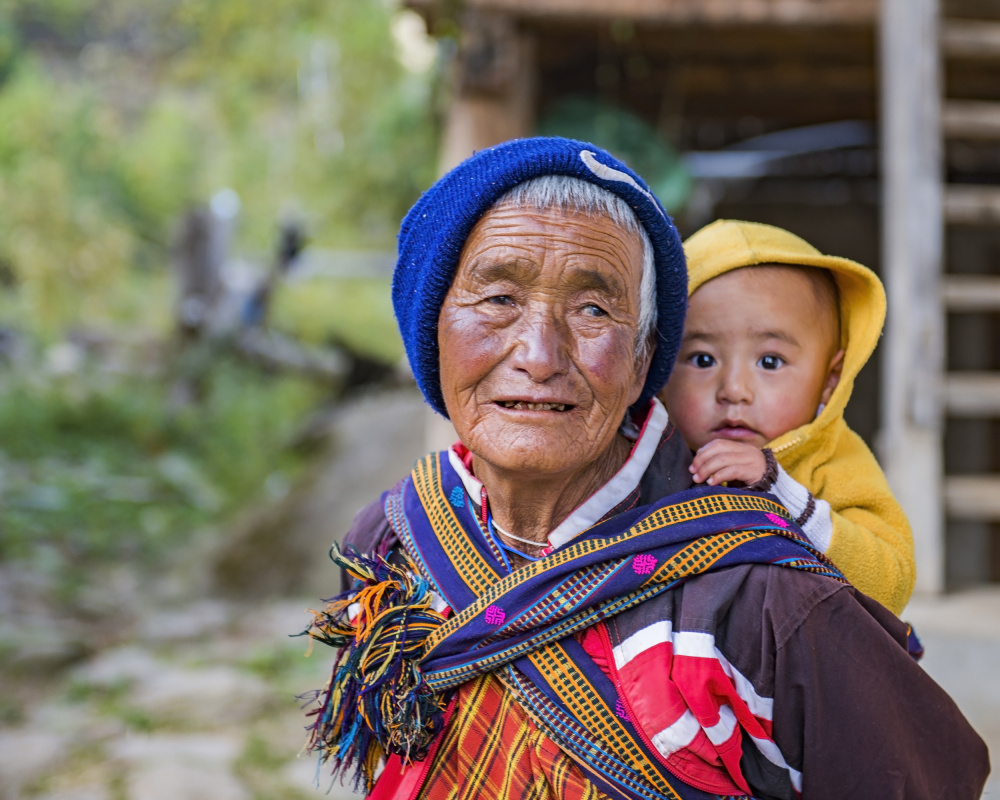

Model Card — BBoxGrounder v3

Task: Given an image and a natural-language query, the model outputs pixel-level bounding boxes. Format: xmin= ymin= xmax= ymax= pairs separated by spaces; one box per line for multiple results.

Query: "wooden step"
xmin=945 ymin=475 xmax=1000 ymax=520
xmin=945 ymin=373 xmax=1000 ymax=416
xmin=942 ymin=275 xmax=1000 ymax=311
xmin=943 ymin=100 xmax=1000 ymax=139
xmin=945 ymin=185 xmax=1000 ymax=225
xmin=942 ymin=19 xmax=1000 ymax=59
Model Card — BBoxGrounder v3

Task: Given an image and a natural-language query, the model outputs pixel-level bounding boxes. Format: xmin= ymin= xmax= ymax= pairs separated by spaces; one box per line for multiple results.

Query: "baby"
xmin=660 ymin=220 xmax=915 ymax=614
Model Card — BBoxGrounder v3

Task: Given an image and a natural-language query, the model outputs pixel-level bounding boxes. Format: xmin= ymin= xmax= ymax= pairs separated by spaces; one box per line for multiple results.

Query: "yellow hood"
xmin=682 ymin=219 xmax=886 ymax=459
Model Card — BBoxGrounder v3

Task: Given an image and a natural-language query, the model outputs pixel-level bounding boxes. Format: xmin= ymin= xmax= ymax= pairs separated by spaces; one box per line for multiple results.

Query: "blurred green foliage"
xmin=0 ymin=0 xmax=437 ymax=586
xmin=272 ymin=276 xmax=402 ymax=363
xmin=0 ymin=0 xmax=439 ymax=335
xmin=0 ymin=358 xmax=324 ymax=588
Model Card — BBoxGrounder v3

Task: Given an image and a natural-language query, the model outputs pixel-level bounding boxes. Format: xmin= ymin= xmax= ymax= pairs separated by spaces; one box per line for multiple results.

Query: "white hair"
xmin=493 ymin=175 xmax=657 ymax=358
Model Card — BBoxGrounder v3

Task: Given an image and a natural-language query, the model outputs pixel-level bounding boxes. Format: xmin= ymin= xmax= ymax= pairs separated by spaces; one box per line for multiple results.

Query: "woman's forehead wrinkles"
xmin=452 ymin=206 xmax=644 ymax=319
xmin=474 ymin=206 xmax=638 ymax=249
xmin=462 ymin=231 xmax=639 ymax=278
xmin=494 ymin=225 xmax=638 ymax=260
xmin=461 ymin=256 xmax=627 ymax=299
xmin=462 ymin=258 xmax=538 ymax=284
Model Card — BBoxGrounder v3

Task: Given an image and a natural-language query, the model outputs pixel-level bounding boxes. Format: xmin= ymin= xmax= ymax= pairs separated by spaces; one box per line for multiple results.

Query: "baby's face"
xmin=661 ymin=266 xmax=843 ymax=451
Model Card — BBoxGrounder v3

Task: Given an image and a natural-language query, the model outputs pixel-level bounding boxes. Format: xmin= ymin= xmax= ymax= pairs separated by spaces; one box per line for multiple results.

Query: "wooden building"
xmin=411 ymin=0 xmax=1000 ymax=593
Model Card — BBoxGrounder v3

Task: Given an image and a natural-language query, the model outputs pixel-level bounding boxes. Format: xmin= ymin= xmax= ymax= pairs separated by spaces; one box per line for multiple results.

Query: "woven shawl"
xmin=307 ymin=452 xmax=845 ymax=800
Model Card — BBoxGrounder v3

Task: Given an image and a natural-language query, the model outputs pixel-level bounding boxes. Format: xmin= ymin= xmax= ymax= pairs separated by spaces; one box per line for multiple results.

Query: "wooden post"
xmin=438 ymin=11 xmax=537 ymax=173
xmin=879 ymin=0 xmax=945 ymax=594
xmin=427 ymin=11 xmax=537 ymax=452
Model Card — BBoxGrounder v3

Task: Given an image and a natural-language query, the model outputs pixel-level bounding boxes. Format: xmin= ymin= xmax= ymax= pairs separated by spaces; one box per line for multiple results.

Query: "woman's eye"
xmin=582 ymin=303 xmax=607 ymax=317
xmin=691 ymin=353 xmax=715 ymax=368
xmin=486 ymin=295 xmax=514 ymax=306
xmin=758 ymin=354 xmax=784 ymax=370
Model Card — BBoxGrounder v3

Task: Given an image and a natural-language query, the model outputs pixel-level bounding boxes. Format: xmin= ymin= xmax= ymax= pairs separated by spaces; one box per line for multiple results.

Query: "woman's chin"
xmin=467 ymin=427 xmax=601 ymax=480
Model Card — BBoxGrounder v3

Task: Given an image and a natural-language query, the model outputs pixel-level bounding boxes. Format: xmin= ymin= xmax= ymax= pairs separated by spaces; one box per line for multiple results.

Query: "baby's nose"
xmin=718 ymin=367 xmax=753 ymax=403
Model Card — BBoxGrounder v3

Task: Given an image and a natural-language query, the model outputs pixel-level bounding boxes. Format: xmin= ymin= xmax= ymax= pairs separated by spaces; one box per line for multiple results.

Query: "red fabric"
xmin=451 ymin=442 xmax=475 ymax=472
xmin=580 ymin=627 xmax=609 ymax=674
xmin=370 ymin=755 xmax=426 ymax=800
xmin=416 ymin=674 xmax=608 ymax=800
xmin=585 ymin=620 xmax=783 ymax=796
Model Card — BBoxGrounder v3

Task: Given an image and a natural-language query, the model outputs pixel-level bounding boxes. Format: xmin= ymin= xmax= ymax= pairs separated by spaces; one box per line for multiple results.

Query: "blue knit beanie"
xmin=392 ymin=137 xmax=687 ymax=418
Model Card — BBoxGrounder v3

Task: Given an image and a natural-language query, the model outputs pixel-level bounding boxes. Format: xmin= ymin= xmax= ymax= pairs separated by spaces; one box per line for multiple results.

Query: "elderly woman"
xmin=304 ymin=138 xmax=987 ymax=800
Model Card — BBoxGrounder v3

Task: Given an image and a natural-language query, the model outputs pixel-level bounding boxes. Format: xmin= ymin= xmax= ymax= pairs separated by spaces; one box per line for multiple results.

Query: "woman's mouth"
xmin=498 ymin=401 xmax=571 ymax=412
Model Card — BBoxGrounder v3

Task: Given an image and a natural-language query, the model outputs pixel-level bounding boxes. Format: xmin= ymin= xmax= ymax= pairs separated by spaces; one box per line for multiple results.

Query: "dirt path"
xmin=0 ymin=594 xmax=364 ymax=800
xmin=0 ymin=389 xmax=430 ymax=800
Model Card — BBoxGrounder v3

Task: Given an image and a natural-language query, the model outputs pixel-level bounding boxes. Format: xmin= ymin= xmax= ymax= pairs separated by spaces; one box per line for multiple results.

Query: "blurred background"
xmin=0 ymin=0 xmax=998 ymax=797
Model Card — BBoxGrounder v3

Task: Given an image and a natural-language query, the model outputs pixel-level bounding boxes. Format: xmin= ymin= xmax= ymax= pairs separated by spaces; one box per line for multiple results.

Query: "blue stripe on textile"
xmin=510 ymin=640 xmax=734 ymax=800
xmin=384 ymin=451 xmax=844 ymax=800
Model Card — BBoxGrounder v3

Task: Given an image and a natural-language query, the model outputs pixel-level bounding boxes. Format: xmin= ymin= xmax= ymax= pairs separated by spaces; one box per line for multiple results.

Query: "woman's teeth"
xmin=501 ymin=401 xmax=567 ymax=411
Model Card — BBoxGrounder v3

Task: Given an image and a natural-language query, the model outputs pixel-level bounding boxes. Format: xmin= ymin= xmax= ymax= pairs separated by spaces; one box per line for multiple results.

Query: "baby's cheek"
xmin=672 ymin=394 xmax=715 ymax=450
xmin=667 ymin=373 xmax=705 ymax=409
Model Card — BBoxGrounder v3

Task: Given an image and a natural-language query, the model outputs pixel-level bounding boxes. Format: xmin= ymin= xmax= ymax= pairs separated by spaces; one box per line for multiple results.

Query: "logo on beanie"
xmin=579 ymin=151 xmax=665 ymax=218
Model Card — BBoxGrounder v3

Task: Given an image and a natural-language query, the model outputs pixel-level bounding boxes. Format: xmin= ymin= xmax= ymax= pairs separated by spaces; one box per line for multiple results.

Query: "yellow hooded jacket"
xmin=675 ymin=220 xmax=915 ymax=614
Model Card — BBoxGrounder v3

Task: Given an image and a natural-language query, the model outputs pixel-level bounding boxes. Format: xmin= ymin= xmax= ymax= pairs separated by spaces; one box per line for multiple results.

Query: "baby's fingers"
xmin=692 ymin=452 xmax=741 ymax=484
xmin=699 ymin=463 xmax=755 ymax=486
xmin=692 ymin=451 xmax=765 ymax=485
xmin=691 ymin=441 xmax=735 ymax=473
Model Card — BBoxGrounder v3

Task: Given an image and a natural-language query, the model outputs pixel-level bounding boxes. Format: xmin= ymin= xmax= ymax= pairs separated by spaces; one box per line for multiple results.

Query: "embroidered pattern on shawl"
xmin=305 ymin=452 xmax=844 ymax=799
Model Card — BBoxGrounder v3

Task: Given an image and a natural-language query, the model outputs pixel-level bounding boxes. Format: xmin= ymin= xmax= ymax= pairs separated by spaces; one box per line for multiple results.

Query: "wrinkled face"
xmin=438 ymin=205 xmax=651 ymax=479
xmin=661 ymin=266 xmax=843 ymax=451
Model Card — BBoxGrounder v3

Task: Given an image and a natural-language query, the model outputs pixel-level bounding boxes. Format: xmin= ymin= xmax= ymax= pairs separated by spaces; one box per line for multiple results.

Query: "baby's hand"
xmin=690 ymin=440 xmax=767 ymax=487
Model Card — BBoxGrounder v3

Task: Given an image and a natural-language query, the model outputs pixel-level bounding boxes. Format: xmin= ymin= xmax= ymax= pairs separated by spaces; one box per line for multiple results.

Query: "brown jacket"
xmin=341 ymin=427 xmax=988 ymax=798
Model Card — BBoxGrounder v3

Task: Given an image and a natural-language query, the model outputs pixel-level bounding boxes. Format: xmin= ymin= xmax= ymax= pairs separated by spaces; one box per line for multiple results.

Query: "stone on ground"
xmin=113 ymin=734 xmax=249 ymax=800
xmin=125 ymin=763 xmax=249 ymax=800
xmin=127 ymin=665 xmax=272 ymax=726
xmin=284 ymin=756 xmax=364 ymax=799
xmin=0 ymin=729 xmax=66 ymax=800
xmin=71 ymin=645 xmax=162 ymax=688
xmin=110 ymin=732 xmax=243 ymax=766
xmin=33 ymin=789 xmax=109 ymax=800
xmin=137 ymin=600 xmax=234 ymax=643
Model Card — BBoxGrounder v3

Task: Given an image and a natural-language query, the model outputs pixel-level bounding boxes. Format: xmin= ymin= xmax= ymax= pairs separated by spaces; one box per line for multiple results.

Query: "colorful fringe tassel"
xmin=303 ymin=545 xmax=448 ymax=793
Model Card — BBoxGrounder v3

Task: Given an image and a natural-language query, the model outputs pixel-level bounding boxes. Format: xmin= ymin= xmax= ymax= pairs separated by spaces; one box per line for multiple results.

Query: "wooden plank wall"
xmin=439 ymin=0 xmax=877 ymax=24
xmin=880 ymin=0 xmax=946 ymax=593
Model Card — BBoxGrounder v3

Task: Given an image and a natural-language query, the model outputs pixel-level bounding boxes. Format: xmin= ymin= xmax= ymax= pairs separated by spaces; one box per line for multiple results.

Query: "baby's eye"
xmin=690 ymin=353 xmax=715 ymax=368
xmin=758 ymin=354 xmax=784 ymax=370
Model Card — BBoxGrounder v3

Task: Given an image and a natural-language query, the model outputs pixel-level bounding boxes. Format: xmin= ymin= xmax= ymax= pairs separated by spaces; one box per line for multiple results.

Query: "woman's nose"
xmin=717 ymin=364 xmax=753 ymax=404
xmin=508 ymin=307 xmax=570 ymax=382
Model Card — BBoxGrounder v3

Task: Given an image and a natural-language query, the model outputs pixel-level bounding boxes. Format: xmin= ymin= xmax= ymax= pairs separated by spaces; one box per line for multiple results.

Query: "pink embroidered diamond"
xmin=765 ymin=512 xmax=789 ymax=528
xmin=632 ymin=554 xmax=657 ymax=575
xmin=484 ymin=605 xmax=506 ymax=625
xmin=615 ymin=699 xmax=630 ymax=721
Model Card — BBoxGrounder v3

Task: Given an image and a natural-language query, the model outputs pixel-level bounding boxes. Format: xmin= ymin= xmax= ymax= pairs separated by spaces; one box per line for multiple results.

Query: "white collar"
xmin=447 ymin=397 xmax=669 ymax=550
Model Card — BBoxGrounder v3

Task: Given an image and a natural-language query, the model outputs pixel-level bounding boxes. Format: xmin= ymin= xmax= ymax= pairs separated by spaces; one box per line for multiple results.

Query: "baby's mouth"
xmin=712 ymin=421 xmax=758 ymax=437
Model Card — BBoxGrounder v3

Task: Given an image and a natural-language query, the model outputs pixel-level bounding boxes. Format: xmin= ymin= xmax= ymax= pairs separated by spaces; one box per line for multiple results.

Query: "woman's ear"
xmin=820 ymin=349 xmax=846 ymax=406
